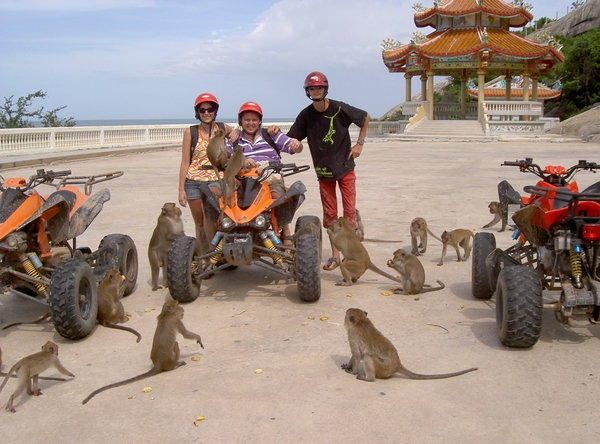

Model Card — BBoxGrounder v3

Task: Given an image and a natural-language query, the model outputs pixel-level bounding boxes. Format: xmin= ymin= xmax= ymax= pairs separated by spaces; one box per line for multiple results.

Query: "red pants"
xmin=318 ymin=170 xmax=357 ymax=229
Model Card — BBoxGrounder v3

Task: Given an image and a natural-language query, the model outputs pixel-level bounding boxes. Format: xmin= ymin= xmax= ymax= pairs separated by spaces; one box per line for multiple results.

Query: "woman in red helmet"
xmin=288 ymin=71 xmax=370 ymax=271
xmin=178 ymin=92 xmax=233 ymax=247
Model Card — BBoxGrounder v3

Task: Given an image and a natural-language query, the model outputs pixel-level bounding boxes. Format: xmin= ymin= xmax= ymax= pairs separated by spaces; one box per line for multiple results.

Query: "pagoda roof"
xmin=382 ymin=27 xmax=564 ymax=72
xmin=415 ymin=0 xmax=533 ymax=28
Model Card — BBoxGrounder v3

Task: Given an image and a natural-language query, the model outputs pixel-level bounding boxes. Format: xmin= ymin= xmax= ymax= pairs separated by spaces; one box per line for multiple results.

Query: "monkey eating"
xmin=0 ymin=341 xmax=74 ymax=412
xmin=97 ymin=269 xmax=142 ymax=342
xmin=206 ymin=128 xmax=230 ymax=171
xmin=410 ymin=217 xmax=443 ymax=255
xmin=482 ymin=201 xmax=507 ymax=232
xmin=82 ymin=299 xmax=203 ymax=405
xmin=148 ymin=202 xmax=185 ymax=290
xmin=342 ymin=308 xmax=477 ymax=382
xmin=386 ymin=249 xmax=445 ymax=295
xmin=326 ymin=217 xmax=404 ymax=286
xmin=438 ymin=229 xmax=474 ymax=266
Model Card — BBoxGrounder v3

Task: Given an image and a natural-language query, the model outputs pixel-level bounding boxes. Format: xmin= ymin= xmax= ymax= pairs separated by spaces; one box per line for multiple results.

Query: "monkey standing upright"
xmin=326 ymin=217 xmax=404 ymax=286
xmin=97 ymin=269 xmax=142 ymax=342
xmin=438 ymin=229 xmax=474 ymax=266
xmin=342 ymin=308 xmax=477 ymax=382
xmin=0 ymin=341 xmax=74 ymax=412
xmin=148 ymin=202 xmax=185 ymax=290
xmin=410 ymin=217 xmax=443 ymax=255
xmin=222 ymin=144 xmax=246 ymax=207
xmin=82 ymin=300 xmax=203 ymax=404
xmin=206 ymin=128 xmax=229 ymax=171
xmin=387 ymin=249 xmax=445 ymax=295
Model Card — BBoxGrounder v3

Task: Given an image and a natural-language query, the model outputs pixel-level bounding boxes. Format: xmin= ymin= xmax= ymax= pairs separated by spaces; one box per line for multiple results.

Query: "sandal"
xmin=323 ymin=257 xmax=340 ymax=271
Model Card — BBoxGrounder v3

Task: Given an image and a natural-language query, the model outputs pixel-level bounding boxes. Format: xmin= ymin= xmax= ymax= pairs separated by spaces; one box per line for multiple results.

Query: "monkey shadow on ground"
xmin=447 ymin=281 xmax=478 ymax=301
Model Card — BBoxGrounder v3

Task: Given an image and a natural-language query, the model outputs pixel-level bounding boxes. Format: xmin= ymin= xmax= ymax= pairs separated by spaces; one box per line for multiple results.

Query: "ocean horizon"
xmin=53 ymin=118 xmax=296 ymax=127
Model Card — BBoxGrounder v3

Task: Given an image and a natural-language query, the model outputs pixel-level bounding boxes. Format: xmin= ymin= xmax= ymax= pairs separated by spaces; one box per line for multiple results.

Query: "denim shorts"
xmin=184 ymin=179 xmax=220 ymax=200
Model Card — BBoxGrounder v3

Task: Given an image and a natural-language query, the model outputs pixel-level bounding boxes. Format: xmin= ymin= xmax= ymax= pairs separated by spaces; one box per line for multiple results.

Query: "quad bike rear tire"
xmin=97 ymin=234 xmax=138 ymax=295
xmin=167 ymin=236 xmax=202 ymax=302
xmin=495 ymin=265 xmax=543 ymax=348
xmin=294 ymin=215 xmax=322 ymax=261
xmin=472 ymin=232 xmax=496 ymax=299
xmin=295 ymin=233 xmax=321 ymax=302
xmin=49 ymin=258 xmax=98 ymax=340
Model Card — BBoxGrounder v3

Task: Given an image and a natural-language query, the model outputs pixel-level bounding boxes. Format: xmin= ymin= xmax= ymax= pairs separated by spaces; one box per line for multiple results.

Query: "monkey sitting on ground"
xmin=342 ymin=308 xmax=477 ymax=382
xmin=437 ymin=229 xmax=474 ymax=266
xmin=206 ymin=128 xmax=230 ymax=171
xmin=0 ymin=341 xmax=74 ymax=412
xmin=148 ymin=202 xmax=185 ymax=291
xmin=223 ymin=144 xmax=246 ymax=207
xmin=386 ymin=249 xmax=445 ymax=295
xmin=482 ymin=201 xmax=507 ymax=232
xmin=97 ymin=269 xmax=142 ymax=342
xmin=326 ymin=217 xmax=404 ymax=287
xmin=82 ymin=299 xmax=204 ymax=405
xmin=410 ymin=217 xmax=443 ymax=255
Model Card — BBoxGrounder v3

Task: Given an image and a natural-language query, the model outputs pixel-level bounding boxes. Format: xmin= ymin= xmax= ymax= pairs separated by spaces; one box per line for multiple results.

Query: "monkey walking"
xmin=97 ymin=269 xmax=142 ymax=342
xmin=0 ymin=341 xmax=74 ymax=412
xmin=438 ymin=229 xmax=474 ymax=266
xmin=326 ymin=217 xmax=404 ymax=287
xmin=410 ymin=217 xmax=443 ymax=256
xmin=342 ymin=308 xmax=477 ymax=382
xmin=386 ymin=249 xmax=445 ymax=295
xmin=82 ymin=300 xmax=203 ymax=405
xmin=148 ymin=202 xmax=185 ymax=290
xmin=206 ymin=128 xmax=230 ymax=171
xmin=482 ymin=201 xmax=507 ymax=232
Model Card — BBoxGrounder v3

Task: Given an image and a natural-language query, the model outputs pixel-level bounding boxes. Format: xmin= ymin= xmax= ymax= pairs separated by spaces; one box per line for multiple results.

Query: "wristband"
xmin=356 ymin=138 xmax=365 ymax=145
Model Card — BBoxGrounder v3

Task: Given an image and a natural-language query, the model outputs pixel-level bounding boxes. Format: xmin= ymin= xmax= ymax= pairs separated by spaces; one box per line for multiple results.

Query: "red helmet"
xmin=194 ymin=92 xmax=219 ymax=119
xmin=304 ymin=71 xmax=329 ymax=100
xmin=237 ymin=101 xmax=263 ymax=125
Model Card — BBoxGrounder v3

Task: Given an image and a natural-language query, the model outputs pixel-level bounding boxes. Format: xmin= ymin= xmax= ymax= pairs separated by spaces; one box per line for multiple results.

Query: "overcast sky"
xmin=0 ymin=0 xmax=577 ymax=122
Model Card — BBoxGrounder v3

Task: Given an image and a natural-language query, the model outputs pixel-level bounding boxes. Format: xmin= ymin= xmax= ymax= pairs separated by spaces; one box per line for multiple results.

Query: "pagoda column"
xmin=461 ymin=75 xmax=467 ymax=120
xmin=477 ymin=69 xmax=485 ymax=121
xmin=420 ymin=74 xmax=427 ymax=104
xmin=531 ymin=74 xmax=539 ymax=121
xmin=522 ymin=72 xmax=530 ymax=121
xmin=427 ymin=70 xmax=434 ymax=120
xmin=505 ymin=74 xmax=512 ymax=121
xmin=405 ymin=73 xmax=412 ymax=102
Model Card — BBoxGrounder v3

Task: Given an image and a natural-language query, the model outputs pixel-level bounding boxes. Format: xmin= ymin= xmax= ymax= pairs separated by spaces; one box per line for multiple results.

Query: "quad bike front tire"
xmin=471 ymin=232 xmax=496 ymax=299
xmin=294 ymin=215 xmax=322 ymax=260
xmin=167 ymin=236 xmax=202 ymax=302
xmin=295 ymin=233 xmax=321 ymax=302
xmin=49 ymin=258 xmax=98 ymax=340
xmin=97 ymin=234 xmax=138 ymax=295
xmin=496 ymin=265 xmax=543 ymax=348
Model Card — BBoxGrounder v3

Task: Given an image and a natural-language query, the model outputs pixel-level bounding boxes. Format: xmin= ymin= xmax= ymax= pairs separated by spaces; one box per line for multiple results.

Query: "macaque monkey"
xmin=438 ymin=229 xmax=474 ymax=266
xmin=326 ymin=217 xmax=404 ymax=286
xmin=206 ymin=128 xmax=229 ymax=171
xmin=148 ymin=203 xmax=185 ymax=290
xmin=482 ymin=201 xmax=508 ymax=232
xmin=223 ymin=144 xmax=246 ymax=207
xmin=386 ymin=249 xmax=445 ymax=295
xmin=97 ymin=269 xmax=141 ymax=342
xmin=410 ymin=217 xmax=443 ymax=255
xmin=0 ymin=341 xmax=74 ymax=412
xmin=82 ymin=300 xmax=203 ymax=405
xmin=342 ymin=308 xmax=477 ymax=382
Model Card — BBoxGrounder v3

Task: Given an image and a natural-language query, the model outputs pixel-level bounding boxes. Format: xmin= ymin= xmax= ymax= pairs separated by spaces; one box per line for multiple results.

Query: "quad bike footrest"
xmin=561 ymin=279 xmax=600 ymax=307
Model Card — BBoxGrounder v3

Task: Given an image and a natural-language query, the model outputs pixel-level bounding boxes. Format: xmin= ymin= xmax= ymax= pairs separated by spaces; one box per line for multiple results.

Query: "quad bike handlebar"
xmin=201 ymin=162 xmax=310 ymax=177
xmin=502 ymin=158 xmax=600 ymax=185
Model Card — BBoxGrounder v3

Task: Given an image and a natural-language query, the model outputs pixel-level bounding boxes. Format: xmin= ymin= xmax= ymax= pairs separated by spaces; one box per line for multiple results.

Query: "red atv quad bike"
xmin=167 ymin=162 xmax=322 ymax=303
xmin=0 ymin=169 xmax=138 ymax=339
xmin=472 ymin=158 xmax=600 ymax=347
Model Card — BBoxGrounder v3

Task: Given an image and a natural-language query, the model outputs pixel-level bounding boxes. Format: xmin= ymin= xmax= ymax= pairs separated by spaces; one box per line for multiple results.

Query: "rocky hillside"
xmin=532 ymin=0 xmax=600 ymax=38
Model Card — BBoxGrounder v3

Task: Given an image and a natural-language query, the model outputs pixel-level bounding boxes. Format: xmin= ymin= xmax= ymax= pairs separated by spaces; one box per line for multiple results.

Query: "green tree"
xmin=0 ymin=90 xmax=75 ymax=128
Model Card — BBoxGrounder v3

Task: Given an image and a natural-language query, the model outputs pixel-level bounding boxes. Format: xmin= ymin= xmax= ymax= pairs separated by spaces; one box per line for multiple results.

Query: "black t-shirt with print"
xmin=288 ymin=99 xmax=367 ymax=182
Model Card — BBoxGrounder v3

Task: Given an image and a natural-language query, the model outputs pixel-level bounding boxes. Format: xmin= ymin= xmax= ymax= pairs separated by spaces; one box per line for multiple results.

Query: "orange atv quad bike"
xmin=0 ymin=169 xmax=138 ymax=339
xmin=167 ymin=162 xmax=322 ymax=302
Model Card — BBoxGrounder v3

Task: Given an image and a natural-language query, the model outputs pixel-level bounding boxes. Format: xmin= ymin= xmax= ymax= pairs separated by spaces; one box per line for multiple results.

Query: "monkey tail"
xmin=104 ymin=323 xmax=142 ymax=343
xmin=362 ymin=238 xmax=403 ymax=243
xmin=2 ymin=312 xmax=51 ymax=330
xmin=82 ymin=368 xmax=158 ymax=405
xmin=427 ymin=229 xmax=443 ymax=243
xmin=0 ymin=364 xmax=19 ymax=394
xmin=421 ymin=280 xmax=446 ymax=293
xmin=371 ymin=265 xmax=405 ymax=285
xmin=399 ymin=365 xmax=477 ymax=380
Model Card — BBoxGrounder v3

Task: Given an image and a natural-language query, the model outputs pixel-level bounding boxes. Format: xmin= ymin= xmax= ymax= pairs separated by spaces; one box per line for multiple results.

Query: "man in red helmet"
xmin=287 ymin=71 xmax=370 ymax=271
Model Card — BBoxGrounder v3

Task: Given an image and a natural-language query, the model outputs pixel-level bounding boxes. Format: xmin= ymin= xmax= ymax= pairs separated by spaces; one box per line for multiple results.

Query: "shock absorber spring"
xmin=209 ymin=235 xmax=224 ymax=265
xmin=569 ymin=246 xmax=583 ymax=289
xmin=19 ymin=253 xmax=49 ymax=297
xmin=259 ymin=231 xmax=282 ymax=264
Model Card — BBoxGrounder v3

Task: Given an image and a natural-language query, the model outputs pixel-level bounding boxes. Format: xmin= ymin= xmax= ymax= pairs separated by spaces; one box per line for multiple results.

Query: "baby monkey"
xmin=438 ymin=229 xmax=474 ymax=266
xmin=0 ymin=341 xmax=74 ymax=412
xmin=342 ymin=308 xmax=477 ymax=382
xmin=387 ymin=249 xmax=445 ymax=295
xmin=97 ymin=269 xmax=141 ymax=342
xmin=410 ymin=217 xmax=443 ymax=256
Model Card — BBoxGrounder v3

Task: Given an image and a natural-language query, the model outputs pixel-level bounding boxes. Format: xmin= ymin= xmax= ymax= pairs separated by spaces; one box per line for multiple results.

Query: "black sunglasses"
xmin=198 ymin=107 xmax=215 ymax=114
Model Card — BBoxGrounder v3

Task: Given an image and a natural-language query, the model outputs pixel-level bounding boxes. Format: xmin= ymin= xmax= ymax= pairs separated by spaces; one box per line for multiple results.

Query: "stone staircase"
xmin=405 ymin=119 xmax=485 ymax=137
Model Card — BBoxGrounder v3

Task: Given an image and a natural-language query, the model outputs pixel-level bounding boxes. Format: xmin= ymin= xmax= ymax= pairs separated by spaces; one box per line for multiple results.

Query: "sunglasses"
xmin=198 ymin=107 xmax=215 ymax=114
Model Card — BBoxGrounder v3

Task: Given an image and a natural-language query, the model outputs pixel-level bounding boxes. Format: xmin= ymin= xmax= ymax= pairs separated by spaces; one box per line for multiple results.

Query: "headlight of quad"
xmin=221 ymin=216 xmax=235 ymax=230
xmin=251 ymin=214 xmax=267 ymax=229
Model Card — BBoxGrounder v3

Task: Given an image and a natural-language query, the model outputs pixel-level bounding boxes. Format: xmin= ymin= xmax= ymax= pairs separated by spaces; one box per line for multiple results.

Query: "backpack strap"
xmin=190 ymin=122 xmax=226 ymax=158
xmin=261 ymin=128 xmax=280 ymax=158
